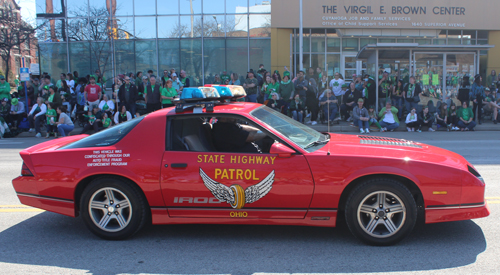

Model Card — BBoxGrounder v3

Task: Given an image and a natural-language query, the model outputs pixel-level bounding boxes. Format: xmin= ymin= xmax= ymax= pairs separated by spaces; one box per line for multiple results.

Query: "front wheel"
xmin=345 ymin=178 xmax=417 ymax=246
xmin=80 ymin=177 xmax=148 ymax=240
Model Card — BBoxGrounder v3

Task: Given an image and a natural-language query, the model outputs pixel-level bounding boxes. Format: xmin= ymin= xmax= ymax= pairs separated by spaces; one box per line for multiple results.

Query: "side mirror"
xmin=270 ymin=142 xmax=295 ymax=158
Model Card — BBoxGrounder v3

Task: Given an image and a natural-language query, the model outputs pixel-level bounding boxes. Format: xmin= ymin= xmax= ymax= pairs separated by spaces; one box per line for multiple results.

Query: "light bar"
xmin=180 ymin=87 xmax=220 ymax=101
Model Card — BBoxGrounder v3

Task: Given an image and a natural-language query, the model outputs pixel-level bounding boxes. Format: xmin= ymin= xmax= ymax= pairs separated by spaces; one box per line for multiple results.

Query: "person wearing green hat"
xmin=8 ymin=98 xmax=25 ymax=129
xmin=0 ymin=75 xmax=11 ymax=101
xmin=352 ymin=98 xmax=370 ymax=134
xmin=277 ymin=70 xmax=295 ymax=112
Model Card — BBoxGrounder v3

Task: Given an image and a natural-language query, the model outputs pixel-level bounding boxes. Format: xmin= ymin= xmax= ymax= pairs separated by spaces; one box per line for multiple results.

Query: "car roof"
xmin=145 ymin=102 xmax=263 ymax=118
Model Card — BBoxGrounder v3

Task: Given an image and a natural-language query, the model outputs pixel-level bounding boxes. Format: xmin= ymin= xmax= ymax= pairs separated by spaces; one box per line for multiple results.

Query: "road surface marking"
xmin=0 ymin=205 xmax=45 ymax=213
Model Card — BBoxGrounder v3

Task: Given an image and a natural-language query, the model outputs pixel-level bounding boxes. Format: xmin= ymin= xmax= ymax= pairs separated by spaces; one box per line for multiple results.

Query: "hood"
xmin=312 ymin=133 xmax=468 ymax=170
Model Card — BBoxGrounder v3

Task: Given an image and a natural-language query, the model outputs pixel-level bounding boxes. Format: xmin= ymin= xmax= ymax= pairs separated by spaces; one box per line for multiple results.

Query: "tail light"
xmin=21 ymin=163 xmax=34 ymax=177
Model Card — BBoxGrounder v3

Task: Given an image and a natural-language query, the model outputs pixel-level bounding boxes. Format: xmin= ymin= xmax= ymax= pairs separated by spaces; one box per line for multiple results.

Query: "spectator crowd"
xmin=1 ymin=64 xmax=499 ymax=138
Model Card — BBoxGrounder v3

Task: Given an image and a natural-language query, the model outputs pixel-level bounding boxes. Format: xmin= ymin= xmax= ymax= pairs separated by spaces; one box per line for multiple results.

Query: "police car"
xmin=12 ymin=85 xmax=489 ymax=245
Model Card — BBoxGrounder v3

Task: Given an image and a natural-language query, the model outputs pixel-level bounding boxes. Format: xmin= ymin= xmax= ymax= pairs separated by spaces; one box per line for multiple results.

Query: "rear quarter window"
xmin=60 ymin=116 xmax=144 ymax=149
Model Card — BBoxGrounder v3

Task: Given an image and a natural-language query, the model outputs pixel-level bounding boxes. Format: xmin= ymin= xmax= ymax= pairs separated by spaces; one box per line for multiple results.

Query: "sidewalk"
xmin=308 ymin=119 xmax=500 ymax=133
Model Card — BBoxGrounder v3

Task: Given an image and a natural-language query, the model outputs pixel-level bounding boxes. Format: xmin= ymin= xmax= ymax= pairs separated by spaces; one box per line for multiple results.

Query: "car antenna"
xmin=327 ymin=90 xmax=331 ymax=155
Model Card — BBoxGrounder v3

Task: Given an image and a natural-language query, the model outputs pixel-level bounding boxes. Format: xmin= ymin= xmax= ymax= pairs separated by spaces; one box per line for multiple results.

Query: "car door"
xmin=160 ymin=115 xmax=315 ymax=219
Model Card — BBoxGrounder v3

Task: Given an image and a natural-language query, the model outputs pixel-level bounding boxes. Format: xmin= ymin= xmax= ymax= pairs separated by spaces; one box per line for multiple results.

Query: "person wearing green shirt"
xmin=135 ymin=71 xmax=143 ymax=87
xmin=0 ymin=75 xmax=11 ymax=101
xmin=457 ymin=101 xmax=476 ymax=131
xmin=266 ymin=77 xmax=280 ymax=100
xmin=161 ymin=80 xmax=178 ymax=108
xmin=277 ymin=71 xmax=295 ymax=109
xmin=102 ymin=113 xmax=112 ymax=129
xmin=45 ymin=102 xmax=57 ymax=138
xmin=220 ymin=71 xmax=230 ymax=84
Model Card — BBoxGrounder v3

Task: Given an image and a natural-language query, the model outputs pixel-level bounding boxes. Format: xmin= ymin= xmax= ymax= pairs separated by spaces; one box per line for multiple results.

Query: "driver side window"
xmin=169 ymin=115 xmax=276 ymax=154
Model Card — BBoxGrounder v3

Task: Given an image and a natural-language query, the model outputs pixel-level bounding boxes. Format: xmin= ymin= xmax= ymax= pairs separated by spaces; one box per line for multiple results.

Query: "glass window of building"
xmin=180 ymin=15 xmax=203 ymax=38
xmin=67 ymin=0 xmax=88 ymax=17
xmin=327 ymin=37 xmax=340 ymax=52
xmin=135 ymin=40 xmax=158 ymax=73
xmin=342 ymin=38 xmax=358 ymax=52
xmin=114 ymin=40 xmax=135 ymax=74
xmin=88 ymin=0 xmax=108 ymax=11
xmin=158 ymin=16 xmax=181 ymax=38
xmin=204 ymin=0 xmax=225 ymax=14
xmin=69 ymin=42 xmax=91 ymax=75
xmin=89 ymin=41 xmax=112 ymax=76
xmin=204 ymin=39 xmax=226 ymax=83
xmin=158 ymin=0 xmax=179 ymax=15
xmin=226 ymin=14 xmax=248 ymax=37
xmin=226 ymin=39 xmax=248 ymax=77
xmin=250 ymin=39 xmax=271 ymax=71
xmin=360 ymin=38 xmax=377 ymax=48
xmin=249 ymin=14 xmax=271 ymax=37
xmin=179 ymin=0 xmax=201 ymax=15
xmin=36 ymin=0 xmax=63 ymax=14
xmin=115 ymin=17 xmax=134 ymax=39
xmin=311 ymin=29 xmax=325 ymax=52
xmin=134 ymin=0 xmax=156 ymax=16
xmin=39 ymin=43 xmax=68 ymax=74
xmin=158 ymin=40 xmax=180 ymax=72
xmin=135 ymin=17 xmax=157 ymax=39
xmin=249 ymin=0 xmax=271 ymax=13
xmin=114 ymin=0 xmax=134 ymax=16
xmin=228 ymin=0 xmax=248 ymax=14
xmin=37 ymin=19 xmax=66 ymax=42
xmin=203 ymin=15 xmax=225 ymax=37
xmin=180 ymin=39 xmax=202 ymax=81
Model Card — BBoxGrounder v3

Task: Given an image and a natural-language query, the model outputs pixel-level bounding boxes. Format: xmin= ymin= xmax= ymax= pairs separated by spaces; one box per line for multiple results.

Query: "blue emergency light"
xmin=175 ymin=85 xmax=247 ymax=113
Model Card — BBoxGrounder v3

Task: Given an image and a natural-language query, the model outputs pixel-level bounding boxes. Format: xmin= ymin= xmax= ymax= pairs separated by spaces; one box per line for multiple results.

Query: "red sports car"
xmin=12 ymin=90 xmax=489 ymax=245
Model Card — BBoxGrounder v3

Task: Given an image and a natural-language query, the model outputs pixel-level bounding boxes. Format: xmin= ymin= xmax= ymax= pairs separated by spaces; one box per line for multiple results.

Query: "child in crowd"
xmin=102 ymin=112 xmax=112 ymax=129
xmin=45 ymin=103 xmax=57 ymax=138
xmin=367 ymin=105 xmax=382 ymax=131
xmin=85 ymin=110 xmax=96 ymax=126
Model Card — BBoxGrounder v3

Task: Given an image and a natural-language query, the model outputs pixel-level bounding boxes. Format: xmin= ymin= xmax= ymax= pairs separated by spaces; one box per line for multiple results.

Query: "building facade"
xmin=35 ymin=0 xmax=500 ymax=87
xmin=0 ymin=0 xmax=38 ymax=83
xmin=36 ymin=0 xmax=271 ymax=85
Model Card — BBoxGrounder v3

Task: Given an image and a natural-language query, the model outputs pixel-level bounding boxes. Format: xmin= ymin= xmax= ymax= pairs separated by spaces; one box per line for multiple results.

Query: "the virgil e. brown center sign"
xmin=271 ymin=0 xmax=499 ymax=30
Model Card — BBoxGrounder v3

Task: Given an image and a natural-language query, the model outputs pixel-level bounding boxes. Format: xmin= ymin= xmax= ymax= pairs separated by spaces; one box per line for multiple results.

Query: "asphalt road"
xmin=0 ymin=133 xmax=499 ymax=275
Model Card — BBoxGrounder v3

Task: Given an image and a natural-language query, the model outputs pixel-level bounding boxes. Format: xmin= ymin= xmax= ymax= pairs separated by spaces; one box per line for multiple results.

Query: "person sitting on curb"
xmin=378 ymin=101 xmax=399 ymax=132
xmin=418 ymin=106 xmax=435 ymax=132
xmin=457 ymin=101 xmax=476 ymax=131
xmin=367 ymin=105 xmax=382 ymax=132
xmin=352 ymin=98 xmax=370 ymax=134
xmin=405 ymin=107 xmax=419 ymax=132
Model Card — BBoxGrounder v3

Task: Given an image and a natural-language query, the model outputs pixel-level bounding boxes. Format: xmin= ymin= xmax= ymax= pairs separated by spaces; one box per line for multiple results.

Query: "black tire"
xmin=80 ymin=177 xmax=148 ymax=240
xmin=345 ymin=178 xmax=417 ymax=246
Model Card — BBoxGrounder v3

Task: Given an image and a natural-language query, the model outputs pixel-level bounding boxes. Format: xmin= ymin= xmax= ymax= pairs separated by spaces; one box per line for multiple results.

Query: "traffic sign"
xmin=30 ymin=63 xmax=40 ymax=75
xmin=19 ymin=67 xmax=30 ymax=81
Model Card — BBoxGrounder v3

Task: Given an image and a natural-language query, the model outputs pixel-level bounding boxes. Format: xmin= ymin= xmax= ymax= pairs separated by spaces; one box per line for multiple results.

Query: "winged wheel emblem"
xmin=200 ymin=168 xmax=275 ymax=209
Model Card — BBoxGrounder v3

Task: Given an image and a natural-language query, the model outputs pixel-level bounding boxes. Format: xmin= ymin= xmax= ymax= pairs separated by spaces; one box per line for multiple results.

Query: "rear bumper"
xmin=12 ymin=176 xmax=76 ymax=217
xmin=425 ymin=202 xmax=490 ymax=223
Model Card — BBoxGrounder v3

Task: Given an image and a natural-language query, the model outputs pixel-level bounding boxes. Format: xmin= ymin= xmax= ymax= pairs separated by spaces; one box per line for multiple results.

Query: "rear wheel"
xmin=80 ymin=177 xmax=148 ymax=240
xmin=345 ymin=178 xmax=417 ymax=246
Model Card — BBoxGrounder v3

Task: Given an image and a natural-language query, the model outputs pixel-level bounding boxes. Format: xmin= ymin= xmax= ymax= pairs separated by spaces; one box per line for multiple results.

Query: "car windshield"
xmin=251 ymin=106 xmax=327 ymax=150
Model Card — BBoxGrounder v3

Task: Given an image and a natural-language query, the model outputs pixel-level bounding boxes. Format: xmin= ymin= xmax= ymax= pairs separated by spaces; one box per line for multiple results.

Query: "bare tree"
xmin=66 ymin=6 xmax=132 ymax=77
xmin=0 ymin=2 xmax=39 ymax=82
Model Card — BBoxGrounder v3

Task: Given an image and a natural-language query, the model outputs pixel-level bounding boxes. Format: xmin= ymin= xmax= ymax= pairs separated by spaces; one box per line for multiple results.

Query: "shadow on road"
xmin=0 ymin=212 xmax=486 ymax=274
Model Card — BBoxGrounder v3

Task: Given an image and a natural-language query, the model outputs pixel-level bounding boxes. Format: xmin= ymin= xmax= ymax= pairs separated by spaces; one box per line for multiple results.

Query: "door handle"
xmin=171 ymin=163 xmax=188 ymax=168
